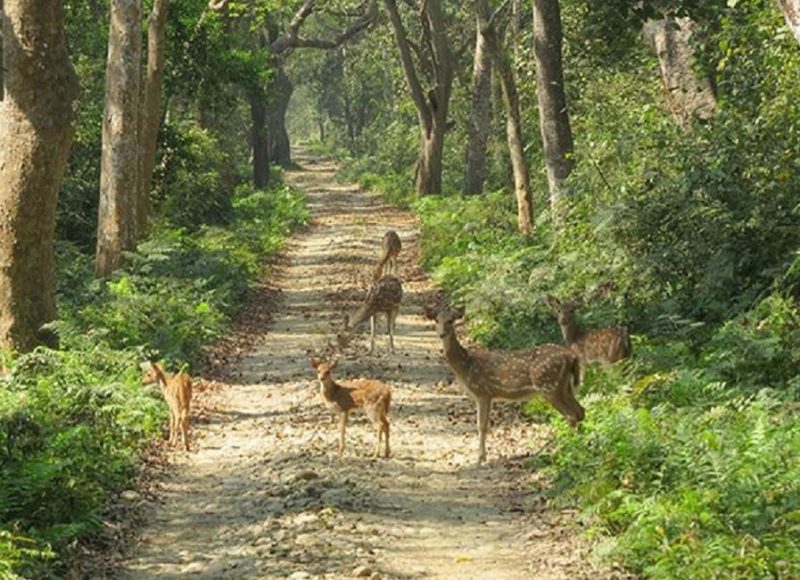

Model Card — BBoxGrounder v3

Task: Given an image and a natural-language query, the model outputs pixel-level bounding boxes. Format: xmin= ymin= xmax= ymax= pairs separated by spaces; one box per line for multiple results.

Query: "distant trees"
xmin=0 ymin=0 xmax=78 ymax=351
xmin=776 ymin=0 xmax=800 ymax=44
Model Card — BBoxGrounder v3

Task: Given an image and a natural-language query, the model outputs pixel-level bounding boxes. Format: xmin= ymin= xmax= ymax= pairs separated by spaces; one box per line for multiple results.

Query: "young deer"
xmin=141 ymin=362 xmax=193 ymax=451
xmin=309 ymin=357 xmax=392 ymax=458
xmin=545 ymin=294 xmax=631 ymax=381
xmin=425 ymin=305 xmax=584 ymax=465
xmin=374 ymin=230 xmax=402 ymax=280
xmin=338 ymin=275 xmax=403 ymax=354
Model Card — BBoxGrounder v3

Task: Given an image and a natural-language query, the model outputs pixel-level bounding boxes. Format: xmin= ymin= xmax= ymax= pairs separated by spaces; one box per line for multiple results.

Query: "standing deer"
xmin=545 ymin=294 xmax=631 ymax=381
xmin=338 ymin=275 xmax=403 ymax=354
xmin=424 ymin=305 xmax=584 ymax=465
xmin=374 ymin=230 xmax=402 ymax=280
xmin=141 ymin=362 xmax=193 ymax=451
xmin=309 ymin=357 xmax=392 ymax=458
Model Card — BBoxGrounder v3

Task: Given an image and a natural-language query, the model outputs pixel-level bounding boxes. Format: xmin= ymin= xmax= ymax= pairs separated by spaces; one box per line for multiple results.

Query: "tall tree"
xmin=463 ymin=5 xmax=493 ymax=196
xmin=776 ymin=0 xmax=800 ymax=43
xmin=643 ymin=16 xmax=716 ymax=129
xmin=477 ymin=0 xmax=533 ymax=235
xmin=0 ymin=0 xmax=79 ymax=351
xmin=95 ymin=0 xmax=142 ymax=277
xmin=137 ymin=0 xmax=169 ymax=238
xmin=384 ymin=0 xmax=454 ymax=197
xmin=532 ymin=0 xmax=574 ymax=210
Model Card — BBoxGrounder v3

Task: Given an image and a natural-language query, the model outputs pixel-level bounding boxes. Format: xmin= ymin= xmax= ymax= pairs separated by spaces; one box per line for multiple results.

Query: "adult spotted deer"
xmin=141 ymin=362 xmax=193 ymax=451
xmin=424 ymin=305 xmax=584 ymax=465
xmin=338 ymin=275 xmax=403 ymax=354
xmin=545 ymin=294 xmax=631 ymax=381
xmin=374 ymin=230 xmax=402 ymax=280
xmin=309 ymin=357 xmax=392 ymax=458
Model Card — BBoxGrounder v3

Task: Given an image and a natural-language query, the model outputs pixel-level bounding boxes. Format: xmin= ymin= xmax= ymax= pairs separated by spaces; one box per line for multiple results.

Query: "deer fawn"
xmin=425 ymin=305 xmax=584 ymax=465
xmin=141 ymin=362 xmax=193 ymax=451
xmin=309 ymin=357 xmax=392 ymax=458
xmin=545 ymin=294 xmax=631 ymax=381
xmin=374 ymin=230 xmax=402 ymax=280
xmin=338 ymin=275 xmax=403 ymax=354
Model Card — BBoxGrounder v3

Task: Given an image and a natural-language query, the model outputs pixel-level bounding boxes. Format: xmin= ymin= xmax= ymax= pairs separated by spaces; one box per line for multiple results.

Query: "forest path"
xmin=119 ymin=153 xmax=607 ymax=579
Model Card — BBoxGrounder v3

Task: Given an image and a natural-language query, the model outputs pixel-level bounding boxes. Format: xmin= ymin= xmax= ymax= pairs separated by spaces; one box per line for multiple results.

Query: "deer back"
xmin=348 ymin=276 xmax=403 ymax=329
xmin=574 ymin=325 xmax=631 ymax=364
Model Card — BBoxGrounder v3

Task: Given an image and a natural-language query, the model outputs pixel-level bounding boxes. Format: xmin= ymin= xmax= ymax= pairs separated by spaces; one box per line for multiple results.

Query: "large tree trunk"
xmin=268 ymin=67 xmax=292 ymax=167
xmin=463 ymin=8 xmax=493 ymax=196
xmin=384 ymin=0 xmax=453 ymax=197
xmin=96 ymin=0 xmax=142 ymax=277
xmin=249 ymin=90 xmax=270 ymax=189
xmin=533 ymin=0 xmax=574 ymax=210
xmin=0 ymin=0 xmax=78 ymax=351
xmin=137 ymin=0 xmax=168 ymax=240
xmin=477 ymin=0 xmax=533 ymax=235
xmin=643 ymin=17 xmax=716 ymax=129
xmin=776 ymin=0 xmax=800 ymax=44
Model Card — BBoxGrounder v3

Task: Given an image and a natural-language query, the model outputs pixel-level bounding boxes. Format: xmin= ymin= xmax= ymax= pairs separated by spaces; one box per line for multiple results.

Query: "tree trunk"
xmin=0 ymin=0 xmax=79 ymax=351
xmin=463 ymin=8 xmax=493 ymax=196
xmin=96 ymin=0 xmax=142 ymax=277
xmin=533 ymin=0 xmax=574 ymax=210
xmin=249 ymin=90 xmax=270 ymax=189
xmin=776 ymin=0 xmax=800 ymax=44
xmin=268 ymin=67 xmax=292 ymax=167
xmin=384 ymin=0 xmax=453 ymax=197
xmin=478 ymin=0 xmax=533 ymax=234
xmin=643 ymin=17 xmax=716 ymax=129
xmin=137 ymin=0 xmax=168 ymax=240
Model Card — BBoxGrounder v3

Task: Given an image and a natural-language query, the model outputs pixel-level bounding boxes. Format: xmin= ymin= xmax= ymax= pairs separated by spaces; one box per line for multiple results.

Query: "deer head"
xmin=423 ymin=304 xmax=464 ymax=339
xmin=309 ymin=356 xmax=338 ymax=382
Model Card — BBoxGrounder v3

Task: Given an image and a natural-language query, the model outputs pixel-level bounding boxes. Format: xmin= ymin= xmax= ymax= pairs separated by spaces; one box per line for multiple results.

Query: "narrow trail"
xmin=119 ymin=154 xmax=609 ymax=579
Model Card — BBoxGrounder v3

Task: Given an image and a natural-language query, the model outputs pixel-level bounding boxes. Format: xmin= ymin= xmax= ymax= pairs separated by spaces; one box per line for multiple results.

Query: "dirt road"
xmin=118 ymin=155 xmax=608 ymax=579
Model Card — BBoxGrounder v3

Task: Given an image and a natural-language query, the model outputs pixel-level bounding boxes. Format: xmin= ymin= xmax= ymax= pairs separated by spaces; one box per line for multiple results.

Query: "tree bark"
xmin=643 ymin=17 xmax=716 ymax=129
xmin=384 ymin=0 xmax=453 ymax=197
xmin=249 ymin=89 xmax=270 ymax=189
xmin=776 ymin=0 xmax=800 ymax=44
xmin=478 ymin=0 xmax=533 ymax=235
xmin=463 ymin=6 xmax=493 ymax=196
xmin=267 ymin=68 xmax=293 ymax=167
xmin=137 ymin=0 xmax=168 ymax=240
xmin=0 ymin=0 xmax=79 ymax=351
xmin=96 ymin=0 xmax=142 ymax=277
xmin=533 ymin=0 xmax=574 ymax=210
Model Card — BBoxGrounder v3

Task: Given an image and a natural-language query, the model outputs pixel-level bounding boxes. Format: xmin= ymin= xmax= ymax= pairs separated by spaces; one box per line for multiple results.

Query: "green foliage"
xmin=0 ymin=184 xmax=307 ymax=576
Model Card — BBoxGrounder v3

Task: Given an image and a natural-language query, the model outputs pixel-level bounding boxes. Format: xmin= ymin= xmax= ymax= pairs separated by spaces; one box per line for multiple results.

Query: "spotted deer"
xmin=545 ymin=294 xmax=631 ymax=381
xmin=141 ymin=362 xmax=192 ymax=451
xmin=374 ymin=230 xmax=402 ymax=280
xmin=338 ymin=275 xmax=403 ymax=354
xmin=424 ymin=305 xmax=584 ymax=465
xmin=309 ymin=357 xmax=392 ymax=458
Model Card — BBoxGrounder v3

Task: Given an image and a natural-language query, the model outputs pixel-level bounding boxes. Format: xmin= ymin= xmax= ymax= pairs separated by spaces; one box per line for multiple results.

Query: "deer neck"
xmin=559 ymin=316 xmax=583 ymax=346
xmin=349 ymin=303 xmax=373 ymax=329
xmin=441 ymin=329 xmax=472 ymax=377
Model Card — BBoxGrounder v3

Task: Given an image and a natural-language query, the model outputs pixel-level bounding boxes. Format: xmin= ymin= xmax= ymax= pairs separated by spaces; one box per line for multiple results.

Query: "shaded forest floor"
xmin=115 ymin=154 xmax=617 ymax=579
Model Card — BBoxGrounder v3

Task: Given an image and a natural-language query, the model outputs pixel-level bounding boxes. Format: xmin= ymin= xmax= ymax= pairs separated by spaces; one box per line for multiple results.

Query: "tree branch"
xmin=270 ymin=0 xmax=377 ymax=54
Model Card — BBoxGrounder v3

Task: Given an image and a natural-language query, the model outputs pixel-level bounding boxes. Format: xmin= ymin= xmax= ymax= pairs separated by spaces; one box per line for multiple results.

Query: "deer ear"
xmin=139 ymin=361 xmax=151 ymax=372
xmin=309 ymin=357 xmax=320 ymax=369
xmin=452 ymin=306 xmax=466 ymax=320
xmin=329 ymin=359 xmax=338 ymax=370
xmin=545 ymin=294 xmax=559 ymax=308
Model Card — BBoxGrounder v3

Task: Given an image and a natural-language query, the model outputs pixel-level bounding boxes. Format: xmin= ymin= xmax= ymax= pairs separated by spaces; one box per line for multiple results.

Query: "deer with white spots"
xmin=374 ymin=230 xmax=402 ymax=280
xmin=309 ymin=357 xmax=392 ymax=458
xmin=338 ymin=275 xmax=403 ymax=354
xmin=424 ymin=305 xmax=584 ymax=465
xmin=545 ymin=294 xmax=631 ymax=381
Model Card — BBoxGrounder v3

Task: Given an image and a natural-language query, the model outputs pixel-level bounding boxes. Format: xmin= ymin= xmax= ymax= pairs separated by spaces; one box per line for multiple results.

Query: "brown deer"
xmin=545 ymin=294 xmax=631 ymax=381
xmin=141 ymin=362 xmax=192 ymax=451
xmin=309 ymin=357 xmax=392 ymax=458
xmin=424 ymin=305 xmax=584 ymax=465
xmin=374 ymin=230 xmax=402 ymax=280
xmin=338 ymin=275 xmax=403 ymax=354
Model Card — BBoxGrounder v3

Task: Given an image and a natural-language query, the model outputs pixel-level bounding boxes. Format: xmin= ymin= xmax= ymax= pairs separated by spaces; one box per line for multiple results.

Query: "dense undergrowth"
xmin=323 ymin=2 xmax=800 ymax=575
xmin=0 ymin=182 xmax=308 ymax=578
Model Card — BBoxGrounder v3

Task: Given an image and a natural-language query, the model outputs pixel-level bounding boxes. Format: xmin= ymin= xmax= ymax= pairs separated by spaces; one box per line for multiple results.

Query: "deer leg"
xmin=338 ymin=411 xmax=349 ymax=454
xmin=169 ymin=409 xmax=178 ymax=446
xmin=373 ymin=418 xmax=382 ymax=458
xmin=368 ymin=315 xmax=376 ymax=354
xmin=382 ymin=416 xmax=391 ymax=458
xmin=388 ymin=308 xmax=397 ymax=352
xmin=476 ymin=397 xmax=491 ymax=465
xmin=180 ymin=412 xmax=190 ymax=451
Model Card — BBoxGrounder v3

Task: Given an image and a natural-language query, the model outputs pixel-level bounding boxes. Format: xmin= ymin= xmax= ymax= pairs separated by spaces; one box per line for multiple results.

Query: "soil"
xmin=115 ymin=154 xmax=619 ymax=579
